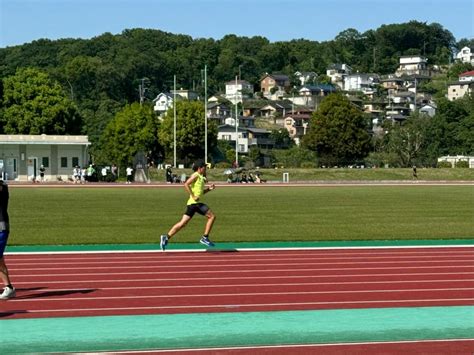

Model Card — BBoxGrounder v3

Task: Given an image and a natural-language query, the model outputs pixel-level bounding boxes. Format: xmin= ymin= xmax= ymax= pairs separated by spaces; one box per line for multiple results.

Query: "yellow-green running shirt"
xmin=186 ymin=172 xmax=206 ymax=205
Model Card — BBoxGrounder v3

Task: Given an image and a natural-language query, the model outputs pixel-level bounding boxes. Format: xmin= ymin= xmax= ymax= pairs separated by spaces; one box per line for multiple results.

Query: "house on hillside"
xmin=153 ymin=92 xmax=178 ymax=115
xmin=447 ymin=70 xmax=474 ymax=101
xmin=258 ymin=100 xmax=293 ymax=124
xmin=456 ymin=47 xmax=474 ymax=65
xmin=260 ymin=73 xmax=290 ymax=99
xmin=294 ymin=71 xmax=318 ymax=86
xmin=395 ymin=56 xmax=430 ymax=77
xmin=225 ymin=79 xmax=254 ymax=103
xmin=344 ymin=74 xmax=379 ymax=94
xmin=326 ymin=63 xmax=352 ymax=89
xmin=0 ymin=135 xmax=90 ymax=182
xmin=283 ymin=109 xmax=312 ymax=145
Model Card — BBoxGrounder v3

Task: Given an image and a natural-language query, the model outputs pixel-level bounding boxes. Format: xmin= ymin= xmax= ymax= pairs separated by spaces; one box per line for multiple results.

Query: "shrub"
xmin=437 ymin=161 xmax=452 ymax=168
xmin=301 ymin=161 xmax=317 ymax=168
xmin=214 ymin=161 xmax=231 ymax=169
xmin=455 ymin=160 xmax=469 ymax=168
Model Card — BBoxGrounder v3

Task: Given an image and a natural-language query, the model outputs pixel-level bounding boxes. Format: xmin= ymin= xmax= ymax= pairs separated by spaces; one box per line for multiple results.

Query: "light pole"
xmin=235 ymin=75 xmax=239 ymax=167
xmin=173 ymin=75 xmax=177 ymax=168
xmin=204 ymin=65 xmax=208 ymax=165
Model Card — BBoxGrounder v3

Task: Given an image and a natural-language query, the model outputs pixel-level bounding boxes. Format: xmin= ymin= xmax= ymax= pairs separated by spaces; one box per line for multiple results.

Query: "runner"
xmin=0 ymin=180 xmax=15 ymax=299
xmin=160 ymin=160 xmax=216 ymax=251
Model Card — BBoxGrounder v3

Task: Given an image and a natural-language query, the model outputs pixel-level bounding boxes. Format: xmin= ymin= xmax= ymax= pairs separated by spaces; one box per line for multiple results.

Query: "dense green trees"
xmin=0 ymin=67 xmax=81 ymax=134
xmin=100 ymin=103 xmax=161 ymax=167
xmin=302 ymin=94 xmax=372 ymax=166
xmin=0 ymin=21 xmax=470 ymax=166
xmin=158 ymin=101 xmax=218 ymax=163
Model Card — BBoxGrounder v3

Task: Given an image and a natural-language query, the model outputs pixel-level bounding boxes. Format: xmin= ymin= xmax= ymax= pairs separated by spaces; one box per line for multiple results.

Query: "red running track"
xmin=1 ymin=247 xmax=474 ymax=319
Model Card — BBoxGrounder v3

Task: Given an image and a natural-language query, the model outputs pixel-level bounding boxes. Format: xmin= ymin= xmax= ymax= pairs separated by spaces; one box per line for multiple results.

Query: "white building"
xmin=327 ymin=64 xmax=352 ymax=89
xmin=152 ymin=92 xmax=175 ymax=115
xmin=343 ymin=74 xmax=379 ymax=94
xmin=395 ymin=56 xmax=429 ymax=77
xmin=456 ymin=47 xmax=474 ymax=65
xmin=225 ymin=80 xmax=253 ymax=104
xmin=0 ymin=135 xmax=90 ymax=182
xmin=438 ymin=155 xmax=474 ymax=168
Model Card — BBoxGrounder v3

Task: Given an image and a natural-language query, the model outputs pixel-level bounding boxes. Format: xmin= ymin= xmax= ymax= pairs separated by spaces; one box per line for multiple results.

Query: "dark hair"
xmin=192 ymin=160 xmax=206 ymax=171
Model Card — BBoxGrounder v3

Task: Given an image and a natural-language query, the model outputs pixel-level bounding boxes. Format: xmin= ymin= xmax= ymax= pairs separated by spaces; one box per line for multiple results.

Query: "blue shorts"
xmin=0 ymin=231 xmax=9 ymax=258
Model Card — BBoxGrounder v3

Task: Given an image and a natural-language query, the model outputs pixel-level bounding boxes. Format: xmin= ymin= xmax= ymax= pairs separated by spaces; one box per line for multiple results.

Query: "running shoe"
xmin=160 ymin=234 xmax=169 ymax=251
xmin=0 ymin=286 xmax=16 ymax=300
xmin=199 ymin=236 xmax=215 ymax=247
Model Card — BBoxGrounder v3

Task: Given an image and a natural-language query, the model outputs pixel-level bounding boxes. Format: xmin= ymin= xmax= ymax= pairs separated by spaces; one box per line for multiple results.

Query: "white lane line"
xmin=12 ymin=272 xmax=474 ymax=284
xmin=8 ymin=258 xmax=474 ymax=271
xmin=18 ymin=279 xmax=474 ymax=292
xmin=10 ymin=287 xmax=474 ymax=302
xmin=11 ymin=298 xmax=474 ymax=313
xmin=9 ymin=253 xmax=474 ymax=266
xmin=10 ymin=265 xmax=474 ymax=278
xmin=76 ymin=338 xmax=474 ymax=354
xmin=5 ymin=244 xmax=474 ymax=256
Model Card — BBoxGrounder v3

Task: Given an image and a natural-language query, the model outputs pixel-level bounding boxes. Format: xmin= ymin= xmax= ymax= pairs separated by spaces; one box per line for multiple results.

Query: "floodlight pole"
xmin=173 ymin=75 xmax=177 ymax=168
xmin=204 ymin=65 xmax=208 ymax=165
xmin=235 ymin=75 xmax=239 ymax=167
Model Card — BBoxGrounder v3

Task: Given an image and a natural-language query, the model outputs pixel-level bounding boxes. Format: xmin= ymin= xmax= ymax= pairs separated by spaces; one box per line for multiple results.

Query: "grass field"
xmin=8 ymin=185 xmax=474 ymax=246
xmin=150 ymin=167 xmax=474 ymax=183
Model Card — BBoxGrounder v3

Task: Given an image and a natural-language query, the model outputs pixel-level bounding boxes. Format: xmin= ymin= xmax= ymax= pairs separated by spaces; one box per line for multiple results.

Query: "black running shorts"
xmin=185 ymin=203 xmax=209 ymax=217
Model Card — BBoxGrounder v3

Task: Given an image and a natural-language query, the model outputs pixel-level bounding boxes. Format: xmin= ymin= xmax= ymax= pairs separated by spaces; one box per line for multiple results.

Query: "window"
xmin=239 ymin=144 xmax=246 ymax=152
xmin=60 ymin=157 xmax=68 ymax=168
xmin=42 ymin=157 xmax=49 ymax=168
xmin=72 ymin=157 xmax=79 ymax=167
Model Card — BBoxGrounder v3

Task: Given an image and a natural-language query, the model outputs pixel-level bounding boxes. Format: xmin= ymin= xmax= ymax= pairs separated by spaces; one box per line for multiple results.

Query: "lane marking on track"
xmin=15 ymin=279 xmax=474 ymax=292
xmin=8 ymin=253 xmax=474 ymax=266
xmin=9 ymin=265 xmax=474 ymax=278
xmin=10 ymin=298 xmax=474 ymax=313
xmin=11 ymin=272 xmax=474 ymax=283
xmin=72 ymin=339 xmax=474 ymax=354
xmin=5 ymin=244 xmax=474 ymax=256
xmin=9 ymin=259 xmax=474 ymax=271
xmin=9 ymin=287 xmax=474 ymax=302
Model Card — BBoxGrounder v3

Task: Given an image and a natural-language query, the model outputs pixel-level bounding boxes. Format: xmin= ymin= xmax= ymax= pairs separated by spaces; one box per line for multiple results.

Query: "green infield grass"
xmin=150 ymin=167 xmax=474 ymax=183
xmin=7 ymin=185 xmax=473 ymax=245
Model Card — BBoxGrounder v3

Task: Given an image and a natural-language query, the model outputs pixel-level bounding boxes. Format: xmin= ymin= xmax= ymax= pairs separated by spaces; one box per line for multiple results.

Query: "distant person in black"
xmin=412 ymin=165 xmax=418 ymax=180
xmin=0 ymin=180 xmax=15 ymax=299
xmin=39 ymin=164 xmax=46 ymax=182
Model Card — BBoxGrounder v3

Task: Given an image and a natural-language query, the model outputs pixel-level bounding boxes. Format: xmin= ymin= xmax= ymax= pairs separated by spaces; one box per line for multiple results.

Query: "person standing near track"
xmin=0 ymin=180 xmax=15 ymax=299
xmin=160 ymin=160 xmax=216 ymax=251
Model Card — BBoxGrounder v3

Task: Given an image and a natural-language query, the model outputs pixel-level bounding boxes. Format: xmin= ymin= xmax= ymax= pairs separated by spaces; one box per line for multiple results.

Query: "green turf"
xmin=8 ymin=185 xmax=474 ymax=245
xmin=1 ymin=306 xmax=473 ymax=352
xmin=151 ymin=167 xmax=474 ymax=182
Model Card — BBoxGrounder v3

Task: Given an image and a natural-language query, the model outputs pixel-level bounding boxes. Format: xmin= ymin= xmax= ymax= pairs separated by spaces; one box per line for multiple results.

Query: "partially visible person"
xmin=126 ymin=166 xmax=133 ymax=184
xmin=0 ymin=180 xmax=15 ymax=299
xmin=160 ymin=160 xmax=216 ymax=251
xmin=39 ymin=164 xmax=46 ymax=182
xmin=412 ymin=165 xmax=418 ymax=180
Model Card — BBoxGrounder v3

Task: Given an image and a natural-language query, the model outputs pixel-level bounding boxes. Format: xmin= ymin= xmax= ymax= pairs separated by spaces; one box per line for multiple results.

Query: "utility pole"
xmin=139 ymin=78 xmax=148 ymax=106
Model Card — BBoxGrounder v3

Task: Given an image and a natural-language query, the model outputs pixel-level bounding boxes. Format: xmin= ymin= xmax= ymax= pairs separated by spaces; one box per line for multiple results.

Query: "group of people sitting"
xmin=227 ymin=171 xmax=266 ymax=184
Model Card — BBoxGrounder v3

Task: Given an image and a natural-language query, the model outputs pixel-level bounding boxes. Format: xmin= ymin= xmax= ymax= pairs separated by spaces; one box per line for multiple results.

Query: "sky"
xmin=0 ymin=0 xmax=473 ymax=48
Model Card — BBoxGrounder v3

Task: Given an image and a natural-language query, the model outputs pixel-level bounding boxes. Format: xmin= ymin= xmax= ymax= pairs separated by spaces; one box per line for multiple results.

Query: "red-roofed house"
xmin=447 ymin=70 xmax=474 ymax=101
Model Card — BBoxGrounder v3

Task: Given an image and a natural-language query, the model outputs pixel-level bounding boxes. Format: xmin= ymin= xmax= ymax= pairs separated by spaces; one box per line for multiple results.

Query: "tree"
xmin=100 ymin=103 xmax=161 ymax=167
xmin=301 ymin=93 xmax=371 ymax=166
xmin=158 ymin=101 xmax=218 ymax=163
xmin=383 ymin=113 xmax=433 ymax=167
xmin=1 ymin=67 xmax=81 ymax=134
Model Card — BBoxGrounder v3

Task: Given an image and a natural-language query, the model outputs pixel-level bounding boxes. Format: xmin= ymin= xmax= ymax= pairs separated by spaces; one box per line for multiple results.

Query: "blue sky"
xmin=1 ymin=0 xmax=473 ymax=48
